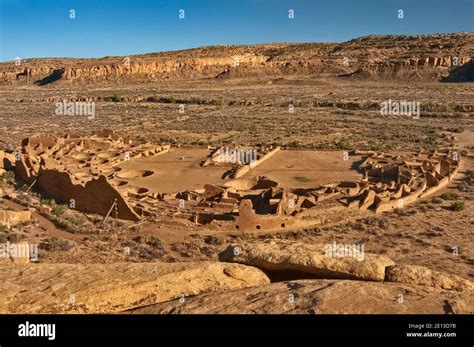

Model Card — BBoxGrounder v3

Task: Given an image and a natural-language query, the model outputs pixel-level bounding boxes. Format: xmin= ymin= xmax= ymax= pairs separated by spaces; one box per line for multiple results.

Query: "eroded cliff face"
xmin=0 ymin=32 xmax=472 ymax=84
xmin=61 ymin=54 xmax=269 ymax=80
xmin=0 ymin=54 xmax=270 ymax=83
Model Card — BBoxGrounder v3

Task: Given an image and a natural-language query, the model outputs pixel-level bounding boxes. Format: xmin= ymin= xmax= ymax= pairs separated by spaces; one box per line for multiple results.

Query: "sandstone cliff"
xmin=0 ymin=33 xmax=472 ymax=85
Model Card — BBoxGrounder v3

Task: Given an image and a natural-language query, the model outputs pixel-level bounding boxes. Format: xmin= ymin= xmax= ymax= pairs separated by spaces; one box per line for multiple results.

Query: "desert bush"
xmin=145 ymin=235 xmax=162 ymax=247
xmin=465 ymin=170 xmax=474 ymax=186
xmin=450 ymin=201 xmax=465 ymax=211
xmin=52 ymin=204 xmax=68 ymax=216
xmin=40 ymin=198 xmax=54 ymax=206
xmin=203 ymin=235 xmax=224 ymax=245
xmin=40 ymin=237 xmax=73 ymax=251
xmin=138 ymin=246 xmax=165 ymax=260
xmin=458 ymin=181 xmax=472 ymax=192
xmin=287 ymin=141 xmax=300 ymax=148
xmin=443 ymin=103 xmax=454 ymax=113
xmin=210 ymin=97 xmax=227 ymax=107
xmin=447 ymin=127 xmax=464 ymax=133
xmin=110 ymin=92 xmax=122 ymax=102
xmin=440 ymin=192 xmax=458 ymax=200
xmin=6 ymin=233 xmax=27 ymax=242
xmin=293 ymin=176 xmax=310 ymax=183
xmin=377 ymin=218 xmax=389 ymax=228
xmin=159 ymin=97 xmax=176 ymax=104
xmin=1 ymin=170 xmax=15 ymax=179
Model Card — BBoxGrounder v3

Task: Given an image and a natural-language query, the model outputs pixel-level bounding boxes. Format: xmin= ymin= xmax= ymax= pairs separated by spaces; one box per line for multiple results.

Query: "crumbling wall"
xmin=0 ymin=151 xmax=14 ymax=170
xmin=234 ymin=147 xmax=281 ymax=178
xmin=36 ymin=170 xmax=140 ymax=221
xmin=236 ymin=199 xmax=289 ymax=231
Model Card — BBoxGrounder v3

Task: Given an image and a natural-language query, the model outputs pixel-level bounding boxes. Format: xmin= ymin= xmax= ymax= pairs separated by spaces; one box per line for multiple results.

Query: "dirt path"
xmin=455 ymin=129 xmax=474 ymax=149
xmin=3 ymin=199 xmax=86 ymax=242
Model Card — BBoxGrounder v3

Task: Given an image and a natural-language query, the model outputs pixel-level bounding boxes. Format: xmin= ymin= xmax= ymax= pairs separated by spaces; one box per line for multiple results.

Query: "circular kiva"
xmin=116 ymin=169 xmax=154 ymax=180
xmin=114 ymin=180 xmax=128 ymax=187
xmin=71 ymin=153 xmax=91 ymax=161
xmin=224 ymin=176 xmax=278 ymax=190
xmin=97 ymin=152 xmax=120 ymax=159
xmin=125 ymin=186 xmax=150 ymax=195
xmin=73 ymin=171 xmax=91 ymax=179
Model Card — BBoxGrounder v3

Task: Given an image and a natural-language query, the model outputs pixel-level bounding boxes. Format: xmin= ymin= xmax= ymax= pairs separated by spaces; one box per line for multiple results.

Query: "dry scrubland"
xmin=0 ymin=79 xmax=472 ymax=151
xmin=0 ymin=33 xmax=473 ymax=313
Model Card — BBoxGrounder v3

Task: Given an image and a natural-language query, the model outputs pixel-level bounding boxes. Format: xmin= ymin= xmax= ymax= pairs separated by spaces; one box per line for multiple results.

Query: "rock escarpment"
xmin=1 ymin=33 xmax=472 ymax=85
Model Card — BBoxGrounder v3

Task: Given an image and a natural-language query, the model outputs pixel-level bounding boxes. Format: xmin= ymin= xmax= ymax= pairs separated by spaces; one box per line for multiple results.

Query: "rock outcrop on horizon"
xmin=1 ymin=33 xmax=472 ymax=85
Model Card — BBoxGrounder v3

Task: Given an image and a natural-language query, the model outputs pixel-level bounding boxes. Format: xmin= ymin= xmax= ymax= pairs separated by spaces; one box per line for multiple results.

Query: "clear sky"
xmin=0 ymin=0 xmax=472 ymax=62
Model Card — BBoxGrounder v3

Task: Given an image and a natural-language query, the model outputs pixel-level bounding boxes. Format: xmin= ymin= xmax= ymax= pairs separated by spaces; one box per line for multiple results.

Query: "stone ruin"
xmin=2 ymin=129 xmax=170 ymax=221
xmin=176 ymin=148 xmax=460 ymax=231
xmin=347 ymin=150 xmax=461 ymax=213
xmin=0 ymin=129 xmax=461 ymax=231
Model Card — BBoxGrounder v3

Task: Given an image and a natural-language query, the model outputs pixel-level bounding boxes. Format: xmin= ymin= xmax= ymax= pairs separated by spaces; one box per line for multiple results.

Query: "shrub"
xmin=159 ymin=97 xmax=176 ymax=104
xmin=145 ymin=235 xmax=163 ymax=247
xmin=443 ymin=103 xmax=454 ymax=113
xmin=448 ymin=127 xmax=465 ymax=133
xmin=450 ymin=201 xmax=465 ymax=211
xmin=1 ymin=170 xmax=15 ymax=179
xmin=40 ymin=198 xmax=53 ymax=206
xmin=293 ymin=176 xmax=311 ymax=183
xmin=40 ymin=237 xmax=73 ymax=251
xmin=287 ymin=141 xmax=300 ymax=148
xmin=458 ymin=181 xmax=472 ymax=192
xmin=7 ymin=233 xmax=27 ymax=242
xmin=110 ymin=92 xmax=122 ymax=102
xmin=52 ymin=204 xmax=68 ymax=216
xmin=440 ymin=192 xmax=458 ymax=200
xmin=211 ymin=97 xmax=226 ymax=107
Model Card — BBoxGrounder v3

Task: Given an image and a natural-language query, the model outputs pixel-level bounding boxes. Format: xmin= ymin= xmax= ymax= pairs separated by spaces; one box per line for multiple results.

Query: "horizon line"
xmin=1 ymin=31 xmax=471 ymax=64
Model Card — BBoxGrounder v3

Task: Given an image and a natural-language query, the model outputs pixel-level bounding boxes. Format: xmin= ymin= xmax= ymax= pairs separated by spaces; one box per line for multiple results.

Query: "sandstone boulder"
xmin=0 ymin=261 xmax=270 ymax=313
xmin=219 ymin=240 xmax=394 ymax=282
xmin=0 ymin=209 xmax=31 ymax=227
xmin=385 ymin=265 xmax=474 ymax=293
xmin=128 ymin=279 xmax=474 ymax=314
xmin=0 ymin=241 xmax=31 ymax=265
xmin=359 ymin=189 xmax=376 ymax=209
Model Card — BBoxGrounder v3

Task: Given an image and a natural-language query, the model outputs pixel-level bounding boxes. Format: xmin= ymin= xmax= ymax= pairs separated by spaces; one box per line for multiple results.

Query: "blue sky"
xmin=0 ymin=0 xmax=472 ymax=61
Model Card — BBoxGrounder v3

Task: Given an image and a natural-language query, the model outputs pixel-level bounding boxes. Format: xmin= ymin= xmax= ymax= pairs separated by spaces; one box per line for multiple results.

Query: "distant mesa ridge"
xmin=0 ymin=33 xmax=473 ymax=85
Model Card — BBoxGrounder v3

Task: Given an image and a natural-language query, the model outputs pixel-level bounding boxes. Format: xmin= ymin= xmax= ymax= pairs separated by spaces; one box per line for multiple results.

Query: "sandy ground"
xmin=117 ymin=148 xmax=227 ymax=193
xmin=246 ymin=150 xmax=363 ymax=188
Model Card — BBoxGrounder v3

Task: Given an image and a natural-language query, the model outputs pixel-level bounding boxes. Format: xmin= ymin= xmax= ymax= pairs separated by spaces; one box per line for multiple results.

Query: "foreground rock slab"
xmin=0 ymin=261 xmax=270 ymax=313
xmin=129 ymin=279 xmax=474 ymax=314
xmin=219 ymin=240 xmax=394 ymax=282
xmin=386 ymin=265 xmax=474 ymax=293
